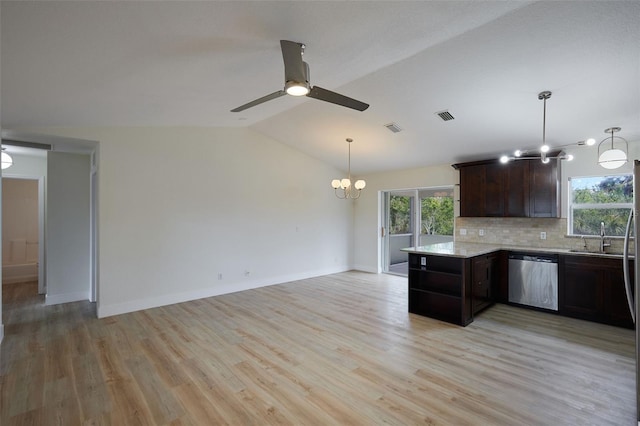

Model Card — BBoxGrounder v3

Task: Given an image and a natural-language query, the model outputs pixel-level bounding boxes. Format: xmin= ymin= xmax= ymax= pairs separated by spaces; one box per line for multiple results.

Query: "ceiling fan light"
xmin=285 ymin=81 xmax=310 ymax=96
xmin=1 ymin=151 xmax=13 ymax=169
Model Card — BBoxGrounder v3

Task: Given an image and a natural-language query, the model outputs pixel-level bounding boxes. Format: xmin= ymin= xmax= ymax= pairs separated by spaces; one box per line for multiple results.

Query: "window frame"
xmin=568 ymin=173 xmax=633 ymax=236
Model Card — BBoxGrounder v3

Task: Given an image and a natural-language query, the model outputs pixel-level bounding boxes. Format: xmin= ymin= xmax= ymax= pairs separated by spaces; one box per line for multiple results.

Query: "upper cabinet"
xmin=453 ymin=157 xmax=560 ymax=218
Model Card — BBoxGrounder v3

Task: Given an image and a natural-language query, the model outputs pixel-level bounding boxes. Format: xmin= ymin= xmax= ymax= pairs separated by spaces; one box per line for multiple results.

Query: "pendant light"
xmin=538 ymin=91 xmax=552 ymax=164
xmin=598 ymin=127 xmax=628 ymax=169
xmin=331 ymin=138 xmax=366 ymax=199
xmin=1 ymin=148 xmax=13 ymax=170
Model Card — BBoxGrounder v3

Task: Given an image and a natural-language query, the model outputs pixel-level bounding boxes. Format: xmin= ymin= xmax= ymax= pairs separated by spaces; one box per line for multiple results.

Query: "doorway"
xmin=382 ymin=187 xmax=455 ymax=276
xmin=1 ymin=177 xmax=43 ymax=295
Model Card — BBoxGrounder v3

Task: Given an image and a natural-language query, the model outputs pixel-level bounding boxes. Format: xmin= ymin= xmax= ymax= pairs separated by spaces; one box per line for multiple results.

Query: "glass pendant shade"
xmin=598 ymin=127 xmax=628 ymax=170
xmin=598 ymin=148 xmax=627 ymax=169
xmin=1 ymin=151 xmax=13 ymax=169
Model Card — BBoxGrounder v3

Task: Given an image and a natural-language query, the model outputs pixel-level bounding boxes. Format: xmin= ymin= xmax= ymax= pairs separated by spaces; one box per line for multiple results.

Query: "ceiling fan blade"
xmin=280 ymin=40 xmax=307 ymax=84
xmin=307 ymin=86 xmax=369 ymax=111
xmin=230 ymin=90 xmax=286 ymax=112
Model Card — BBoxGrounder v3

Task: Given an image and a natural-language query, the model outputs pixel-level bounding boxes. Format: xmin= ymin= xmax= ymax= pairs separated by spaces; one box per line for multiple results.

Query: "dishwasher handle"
xmin=508 ymin=253 xmax=558 ymax=263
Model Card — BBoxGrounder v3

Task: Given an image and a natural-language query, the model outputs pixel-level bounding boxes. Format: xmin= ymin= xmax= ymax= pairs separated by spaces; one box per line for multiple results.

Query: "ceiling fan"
xmin=231 ymin=40 xmax=369 ymax=113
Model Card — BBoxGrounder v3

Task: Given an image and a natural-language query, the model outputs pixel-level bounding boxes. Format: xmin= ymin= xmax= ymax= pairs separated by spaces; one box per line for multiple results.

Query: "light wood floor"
xmin=1 ymin=272 xmax=635 ymax=425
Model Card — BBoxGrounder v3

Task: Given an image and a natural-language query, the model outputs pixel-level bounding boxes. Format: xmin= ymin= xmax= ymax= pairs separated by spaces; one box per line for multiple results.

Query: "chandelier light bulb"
xmin=354 ymin=180 xmax=366 ymax=190
xmin=540 ymin=144 xmax=550 ymax=154
xmin=514 ymin=150 xmax=522 ymax=157
xmin=585 ymin=138 xmax=596 ymax=146
xmin=340 ymin=178 xmax=351 ymax=189
xmin=500 ymin=155 xmax=510 ymax=164
xmin=331 ymin=179 xmax=341 ymax=189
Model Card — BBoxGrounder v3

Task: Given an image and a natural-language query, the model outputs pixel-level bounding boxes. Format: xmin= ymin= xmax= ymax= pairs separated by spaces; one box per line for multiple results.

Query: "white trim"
xmin=45 ymin=291 xmax=90 ymax=306
xmin=0 ymin=324 xmax=4 ymax=344
xmin=97 ymin=267 xmax=350 ymax=318
xmin=352 ymin=264 xmax=378 ymax=274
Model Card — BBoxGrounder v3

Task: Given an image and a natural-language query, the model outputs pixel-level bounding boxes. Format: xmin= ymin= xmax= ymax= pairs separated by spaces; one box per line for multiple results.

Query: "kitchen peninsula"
xmin=403 ymin=242 xmax=634 ymax=328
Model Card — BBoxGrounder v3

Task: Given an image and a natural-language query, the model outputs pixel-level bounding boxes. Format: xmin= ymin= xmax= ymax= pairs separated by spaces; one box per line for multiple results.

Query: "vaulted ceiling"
xmin=2 ymin=1 xmax=639 ymax=174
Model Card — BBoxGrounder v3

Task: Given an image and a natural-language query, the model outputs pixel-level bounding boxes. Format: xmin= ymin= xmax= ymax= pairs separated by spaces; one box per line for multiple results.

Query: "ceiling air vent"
xmin=435 ymin=110 xmax=455 ymax=121
xmin=384 ymin=122 xmax=403 ymax=133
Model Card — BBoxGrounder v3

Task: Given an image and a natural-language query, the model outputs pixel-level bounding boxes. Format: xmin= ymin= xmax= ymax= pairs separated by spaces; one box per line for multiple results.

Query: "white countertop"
xmin=401 ymin=241 xmax=629 ymax=259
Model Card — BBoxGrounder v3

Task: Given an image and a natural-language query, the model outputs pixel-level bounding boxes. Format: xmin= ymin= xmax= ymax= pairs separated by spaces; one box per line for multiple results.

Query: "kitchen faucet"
xmin=600 ymin=222 xmax=611 ymax=253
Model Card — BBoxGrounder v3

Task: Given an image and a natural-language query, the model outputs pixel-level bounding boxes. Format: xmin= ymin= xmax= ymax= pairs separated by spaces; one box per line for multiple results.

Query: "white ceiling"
xmin=2 ymin=1 xmax=639 ymax=174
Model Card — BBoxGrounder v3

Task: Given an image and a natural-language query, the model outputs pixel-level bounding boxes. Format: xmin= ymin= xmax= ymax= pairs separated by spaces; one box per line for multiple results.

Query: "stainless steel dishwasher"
xmin=508 ymin=252 xmax=558 ymax=311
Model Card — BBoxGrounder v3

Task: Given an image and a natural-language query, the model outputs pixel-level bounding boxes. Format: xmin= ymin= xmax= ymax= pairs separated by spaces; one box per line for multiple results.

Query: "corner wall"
xmin=16 ymin=127 xmax=354 ymax=317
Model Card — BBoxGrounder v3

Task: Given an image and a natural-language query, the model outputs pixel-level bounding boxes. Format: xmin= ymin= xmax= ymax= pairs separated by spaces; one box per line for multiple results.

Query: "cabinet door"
xmin=484 ymin=163 xmax=505 ymax=217
xmin=529 ymin=160 xmax=559 ymax=217
xmin=505 ymin=160 xmax=529 ymax=217
xmin=561 ymin=261 xmax=602 ymax=319
xmin=603 ymin=264 xmax=634 ymax=328
xmin=459 ymin=164 xmax=485 ymax=217
xmin=471 ymin=255 xmax=494 ymax=314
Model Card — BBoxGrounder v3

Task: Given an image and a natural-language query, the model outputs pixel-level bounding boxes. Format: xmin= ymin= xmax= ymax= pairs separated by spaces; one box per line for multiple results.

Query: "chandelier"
xmin=331 ymin=138 xmax=366 ymax=199
xmin=500 ymin=91 xmax=583 ymax=164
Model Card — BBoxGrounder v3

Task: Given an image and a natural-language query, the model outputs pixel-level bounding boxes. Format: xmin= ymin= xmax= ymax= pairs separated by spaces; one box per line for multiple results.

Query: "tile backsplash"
xmin=455 ymin=217 xmax=631 ymax=254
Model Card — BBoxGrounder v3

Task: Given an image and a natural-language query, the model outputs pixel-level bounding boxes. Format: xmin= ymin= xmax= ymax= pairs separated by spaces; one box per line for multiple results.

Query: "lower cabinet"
xmin=408 ymin=253 xmax=497 ymax=326
xmin=559 ymin=255 xmax=634 ymax=329
xmin=408 ymin=254 xmax=472 ymax=326
xmin=471 ymin=253 xmax=498 ymax=314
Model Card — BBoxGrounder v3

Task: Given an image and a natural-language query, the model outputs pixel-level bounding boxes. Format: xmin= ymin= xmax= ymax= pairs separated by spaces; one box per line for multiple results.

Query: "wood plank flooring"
xmin=1 ymin=272 xmax=635 ymax=425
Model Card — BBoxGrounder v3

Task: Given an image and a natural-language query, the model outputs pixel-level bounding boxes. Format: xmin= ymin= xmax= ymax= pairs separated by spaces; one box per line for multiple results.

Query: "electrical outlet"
xmin=479 ymin=229 xmax=485 ymax=236
xmin=460 ymin=228 xmax=467 ymax=236
xmin=540 ymin=232 xmax=547 ymax=240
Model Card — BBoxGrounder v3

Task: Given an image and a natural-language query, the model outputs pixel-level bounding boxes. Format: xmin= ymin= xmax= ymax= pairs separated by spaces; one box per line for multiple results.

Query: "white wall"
xmin=353 ymin=164 xmax=458 ymax=273
xmin=46 ymin=151 xmax=91 ymax=305
xmin=16 ymin=127 xmax=354 ymax=317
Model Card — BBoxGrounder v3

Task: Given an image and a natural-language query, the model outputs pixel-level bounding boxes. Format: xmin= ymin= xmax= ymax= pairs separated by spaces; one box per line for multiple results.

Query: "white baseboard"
xmin=45 ymin=291 xmax=89 ymax=306
xmin=97 ymin=266 xmax=351 ymax=318
xmin=351 ymin=264 xmax=379 ymax=273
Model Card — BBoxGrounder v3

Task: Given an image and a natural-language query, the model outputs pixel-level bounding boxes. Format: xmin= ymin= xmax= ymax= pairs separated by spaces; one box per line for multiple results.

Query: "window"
xmin=569 ymin=175 xmax=633 ymax=236
xmin=420 ymin=191 xmax=454 ymax=236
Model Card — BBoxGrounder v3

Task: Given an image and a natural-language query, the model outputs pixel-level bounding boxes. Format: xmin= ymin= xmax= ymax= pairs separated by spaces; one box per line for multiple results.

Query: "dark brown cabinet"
xmin=408 ymin=253 xmax=497 ymax=326
xmin=408 ymin=254 xmax=472 ymax=326
xmin=559 ymin=255 xmax=634 ymax=329
xmin=453 ymin=157 xmax=559 ymax=218
xmin=471 ymin=253 xmax=498 ymax=314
